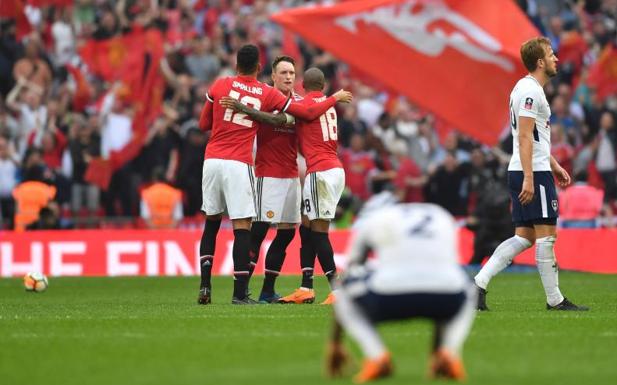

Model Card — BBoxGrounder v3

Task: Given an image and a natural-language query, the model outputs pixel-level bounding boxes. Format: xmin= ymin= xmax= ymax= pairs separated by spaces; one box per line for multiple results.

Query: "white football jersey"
xmin=347 ymin=203 xmax=468 ymax=294
xmin=508 ymin=75 xmax=552 ymax=172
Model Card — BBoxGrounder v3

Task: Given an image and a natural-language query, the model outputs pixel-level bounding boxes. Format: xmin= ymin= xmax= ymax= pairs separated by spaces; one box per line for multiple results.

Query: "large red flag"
xmin=82 ymin=27 xmax=165 ymax=190
xmin=272 ymin=0 xmax=539 ymax=145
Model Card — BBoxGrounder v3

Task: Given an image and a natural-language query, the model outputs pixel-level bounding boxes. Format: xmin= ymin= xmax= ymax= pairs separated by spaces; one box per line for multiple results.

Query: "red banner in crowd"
xmin=272 ymin=0 xmax=539 ymax=145
xmin=1 ymin=229 xmax=616 ymax=277
xmin=80 ymin=26 xmax=165 ymax=190
xmin=0 ymin=0 xmax=32 ymax=40
xmin=587 ymin=43 xmax=617 ymax=101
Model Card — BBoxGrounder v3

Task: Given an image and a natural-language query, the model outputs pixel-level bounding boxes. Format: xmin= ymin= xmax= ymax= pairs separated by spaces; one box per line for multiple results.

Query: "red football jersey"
xmin=199 ymin=77 xmax=337 ymax=165
xmin=297 ymin=91 xmax=343 ymax=174
xmin=202 ymin=75 xmax=292 ymax=165
xmin=255 ymin=92 xmax=303 ymax=178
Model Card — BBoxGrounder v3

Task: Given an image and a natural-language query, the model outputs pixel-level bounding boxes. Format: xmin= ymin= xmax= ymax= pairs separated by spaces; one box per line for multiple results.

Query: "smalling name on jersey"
xmin=232 ymin=81 xmax=263 ymax=95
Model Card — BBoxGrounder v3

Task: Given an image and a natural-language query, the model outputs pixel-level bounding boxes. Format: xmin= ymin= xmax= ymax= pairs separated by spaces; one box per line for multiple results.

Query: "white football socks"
xmin=441 ymin=284 xmax=477 ymax=357
xmin=474 ymin=235 xmax=533 ymax=290
xmin=333 ymin=290 xmax=386 ymax=359
xmin=535 ymin=236 xmax=564 ymax=307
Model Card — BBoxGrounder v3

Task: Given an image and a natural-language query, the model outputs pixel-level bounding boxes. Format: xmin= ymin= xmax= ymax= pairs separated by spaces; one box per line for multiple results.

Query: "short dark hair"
xmin=236 ymin=44 xmax=260 ymax=75
xmin=520 ymin=37 xmax=551 ymax=72
xmin=272 ymin=56 xmax=295 ymax=72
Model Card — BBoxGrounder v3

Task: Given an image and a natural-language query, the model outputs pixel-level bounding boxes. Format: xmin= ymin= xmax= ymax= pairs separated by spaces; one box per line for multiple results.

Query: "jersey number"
xmin=409 ymin=215 xmax=432 ymax=236
xmin=319 ymin=107 xmax=338 ymax=142
xmin=223 ymin=90 xmax=262 ymax=128
xmin=509 ymin=100 xmax=517 ymax=130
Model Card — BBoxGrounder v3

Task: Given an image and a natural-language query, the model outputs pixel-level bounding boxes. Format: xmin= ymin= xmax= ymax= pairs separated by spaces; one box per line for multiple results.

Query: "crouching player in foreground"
xmin=326 ymin=192 xmax=477 ymax=383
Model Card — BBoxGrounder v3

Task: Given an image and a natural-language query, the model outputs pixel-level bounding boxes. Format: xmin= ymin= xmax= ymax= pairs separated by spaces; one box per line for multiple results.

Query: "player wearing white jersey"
xmin=326 ymin=192 xmax=476 ymax=383
xmin=474 ymin=37 xmax=588 ymax=311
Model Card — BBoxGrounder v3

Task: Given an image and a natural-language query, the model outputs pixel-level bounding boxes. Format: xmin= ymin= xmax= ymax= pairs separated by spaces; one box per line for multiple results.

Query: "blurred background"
xmin=0 ymin=0 xmax=615 ymax=242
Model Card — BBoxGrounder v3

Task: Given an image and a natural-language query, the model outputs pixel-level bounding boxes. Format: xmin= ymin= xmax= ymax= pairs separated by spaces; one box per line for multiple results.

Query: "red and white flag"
xmin=272 ymin=0 xmax=539 ymax=145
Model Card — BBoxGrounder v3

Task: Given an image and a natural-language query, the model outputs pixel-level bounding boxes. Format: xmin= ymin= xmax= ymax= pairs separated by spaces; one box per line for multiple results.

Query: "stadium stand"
xmin=0 ymin=0 xmax=616 ymax=232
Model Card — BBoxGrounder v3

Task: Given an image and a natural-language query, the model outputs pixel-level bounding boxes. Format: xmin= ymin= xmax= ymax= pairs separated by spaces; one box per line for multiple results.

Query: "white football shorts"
xmin=201 ymin=158 xmax=256 ymax=219
xmin=254 ymin=176 xmax=301 ymax=224
xmin=302 ymin=167 xmax=345 ymax=221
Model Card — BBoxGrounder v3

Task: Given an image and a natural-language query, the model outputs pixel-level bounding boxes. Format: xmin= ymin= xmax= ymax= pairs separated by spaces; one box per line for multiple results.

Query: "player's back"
xmin=357 ymin=203 xmax=468 ymax=294
xmin=206 ymin=75 xmax=284 ymax=165
xmin=508 ymin=76 xmax=552 ymax=172
xmin=254 ymin=93 xmax=303 ymax=178
xmin=297 ymin=91 xmax=342 ymax=173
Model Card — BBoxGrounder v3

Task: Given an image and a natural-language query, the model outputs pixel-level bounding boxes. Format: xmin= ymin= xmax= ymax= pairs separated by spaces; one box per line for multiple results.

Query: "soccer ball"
xmin=23 ymin=272 xmax=49 ymax=293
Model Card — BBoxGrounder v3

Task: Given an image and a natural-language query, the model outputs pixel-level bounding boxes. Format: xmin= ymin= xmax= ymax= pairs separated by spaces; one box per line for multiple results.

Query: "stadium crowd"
xmin=0 ymin=0 xmax=616 ymax=232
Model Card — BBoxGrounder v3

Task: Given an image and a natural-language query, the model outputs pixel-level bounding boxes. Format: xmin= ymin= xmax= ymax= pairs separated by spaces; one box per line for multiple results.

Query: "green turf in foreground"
xmin=1 ymin=273 xmax=616 ymax=385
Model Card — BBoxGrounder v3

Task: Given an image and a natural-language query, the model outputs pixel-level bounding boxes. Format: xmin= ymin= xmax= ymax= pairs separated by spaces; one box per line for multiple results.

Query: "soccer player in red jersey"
xmin=246 ymin=55 xmax=305 ymax=303
xmin=197 ymin=45 xmax=351 ymax=305
xmin=221 ymin=67 xmax=347 ymax=304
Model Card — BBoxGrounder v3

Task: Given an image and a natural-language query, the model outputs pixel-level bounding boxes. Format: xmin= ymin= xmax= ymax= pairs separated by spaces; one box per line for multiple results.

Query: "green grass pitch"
xmin=1 ymin=272 xmax=616 ymax=385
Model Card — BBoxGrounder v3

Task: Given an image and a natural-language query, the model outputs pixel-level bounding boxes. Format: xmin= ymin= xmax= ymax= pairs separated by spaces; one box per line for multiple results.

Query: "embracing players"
xmin=197 ymin=44 xmax=351 ymax=304
xmin=221 ymin=67 xmax=347 ymax=305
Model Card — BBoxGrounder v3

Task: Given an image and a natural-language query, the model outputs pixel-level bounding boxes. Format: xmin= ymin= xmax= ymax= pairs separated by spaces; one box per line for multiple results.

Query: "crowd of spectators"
xmin=0 ymin=0 xmax=616 ymax=232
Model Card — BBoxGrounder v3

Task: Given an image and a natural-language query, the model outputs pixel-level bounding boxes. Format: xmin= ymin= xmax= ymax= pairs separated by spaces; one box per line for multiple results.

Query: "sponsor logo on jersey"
xmin=266 ymin=210 xmax=275 ymax=219
xmin=524 ymin=97 xmax=533 ymax=109
xmin=552 ymin=200 xmax=558 ymax=212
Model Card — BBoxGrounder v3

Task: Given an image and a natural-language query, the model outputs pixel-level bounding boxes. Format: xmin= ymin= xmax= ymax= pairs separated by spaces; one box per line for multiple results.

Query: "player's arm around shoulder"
xmin=219 ymin=96 xmax=287 ymax=127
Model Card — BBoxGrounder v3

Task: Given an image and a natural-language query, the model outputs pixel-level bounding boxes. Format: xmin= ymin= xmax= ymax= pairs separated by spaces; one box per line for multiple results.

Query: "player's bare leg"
xmin=535 ymin=224 xmax=588 ymax=311
xmin=230 ymin=217 xmax=258 ymax=304
xmin=474 ymin=226 xmax=535 ymax=310
xmin=198 ymin=213 xmax=223 ymax=305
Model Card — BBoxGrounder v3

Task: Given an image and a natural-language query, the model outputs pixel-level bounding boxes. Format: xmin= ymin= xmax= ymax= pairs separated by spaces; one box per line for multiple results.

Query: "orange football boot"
xmin=278 ymin=288 xmax=315 ymax=304
xmin=321 ymin=291 xmax=336 ymax=305
xmin=353 ymin=353 xmax=393 ymax=383
xmin=428 ymin=349 xmax=466 ymax=381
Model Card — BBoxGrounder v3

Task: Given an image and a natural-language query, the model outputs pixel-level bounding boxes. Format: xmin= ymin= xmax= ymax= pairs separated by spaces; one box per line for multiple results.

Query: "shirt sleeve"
xmin=198 ymin=100 xmax=213 ymax=131
xmin=285 ymin=96 xmax=336 ymax=121
xmin=518 ymin=89 xmax=541 ymax=119
xmin=199 ymin=79 xmax=219 ymax=131
xmin=264 ymin=87 xmax=293 ymax=112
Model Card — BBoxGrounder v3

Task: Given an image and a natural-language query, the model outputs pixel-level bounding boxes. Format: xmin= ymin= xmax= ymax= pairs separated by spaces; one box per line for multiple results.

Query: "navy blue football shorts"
xmin=508 ymin=170 xmax=558 ymax=227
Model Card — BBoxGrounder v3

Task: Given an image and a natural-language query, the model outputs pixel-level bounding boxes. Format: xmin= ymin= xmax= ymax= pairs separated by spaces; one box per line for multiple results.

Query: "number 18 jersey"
xmin=205 ymin=75 xmax=292 ymax=165
xmin=297 ymin=91 xmax=342 ymax=174
xmin=508 ymin=75 xmax=552 ymax=172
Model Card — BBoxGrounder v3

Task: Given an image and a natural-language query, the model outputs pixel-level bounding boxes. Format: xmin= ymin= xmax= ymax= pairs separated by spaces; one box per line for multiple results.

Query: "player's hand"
xmin=333 ymin=89 xmax=353 ymax=103
xmin=553 ymin=166 xmax=571 ymax=187
xmin=325 ymin=342 xmax=349 ymax=378
xmin=219 ymin=96 xmax=243 ymax=111
xmin=519 ymin=177 xmax=535 ymax=205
